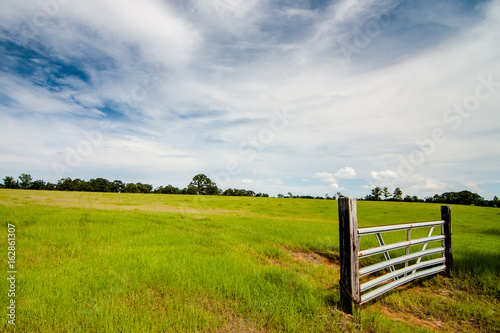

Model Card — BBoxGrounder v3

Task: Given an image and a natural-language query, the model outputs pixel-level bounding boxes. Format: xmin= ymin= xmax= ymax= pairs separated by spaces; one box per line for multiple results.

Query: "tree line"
xmin=0 ymin=173 xmax=269 ymax=197
xmin=363 ymin=186 xmax=499 ymax=207
xmin=1 ymin=173 xmax=498 ymax=207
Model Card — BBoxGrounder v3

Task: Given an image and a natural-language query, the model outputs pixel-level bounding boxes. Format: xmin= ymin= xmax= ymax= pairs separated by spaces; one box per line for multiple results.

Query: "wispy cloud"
xmin=0 ymin=0 xmax=499 ymax=199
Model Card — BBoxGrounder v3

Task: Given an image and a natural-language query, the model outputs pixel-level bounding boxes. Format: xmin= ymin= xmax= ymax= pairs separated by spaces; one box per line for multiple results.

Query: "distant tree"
xmin=383 ymin=187 xmax=391 ymax=200
xmin=181 ymin=186 xmax=198 ymax=195
xmin=18 ymin=173 xmax=33 ymax=189
xmin=403 ymin=195 xmax=422 ymax=202
xmin=287 ymin=192 xmax=293 ymax=198
xmin=88 ymin=178 xmax=111 ymax=192
xmin=188 ymin=174 xmax=219 ymax=195
xmin=42 ymin=182 xmax=56 ymax=190
xmin=3 ymin=176 xmax=19 ymax=189
xmin=122 ymin=183 xmax=139 ymax=193
xmin=371 ymin=187 xmax=383 ymax=201
xmin=30 ymin=180 xmax=46 ymax=190
xmin=222 ymin=188 xmax=235 ymax=196
xmin=336 ymin=192 xmax=345 ymax=199
xmin=156 ymin=185 xmax=180 ymax=194
xmin=393 ymin=187 xmax=403 ymax=201
xmin=163 ymin=185 xmax=178 ymax=194
xmin=494 ymin=196 xmax=499 ymax=202
xmin=325 ymin=194 xmax=330 ymax=200
xmin=136 ymin=183 xmax=153 ymax=193
xmin=434 ymin=190 xmax=484 ymax=205
xmin=457 ymin=190 xmax=484 ymax=205
xmin=73 ymin=178 xmax=90 ymax=192
xmin=110 ymin=180 xmax=125 ymax=193
xmin=277 ymin=194 xmax=284 ymax=198
xmin=56 ymin=178 xmax=76 ymax=191
xmin=222 ymin=188 xmax=258 ymax=197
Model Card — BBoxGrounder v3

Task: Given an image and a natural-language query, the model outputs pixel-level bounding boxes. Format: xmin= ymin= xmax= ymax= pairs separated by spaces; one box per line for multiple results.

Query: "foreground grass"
xmin=0 ymin=190 xmax=498 ymax=332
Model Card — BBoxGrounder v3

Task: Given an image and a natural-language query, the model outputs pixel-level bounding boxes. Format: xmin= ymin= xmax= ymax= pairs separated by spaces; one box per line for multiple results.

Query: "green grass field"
xmin=1 ymin=189 xmax=499 ymax=332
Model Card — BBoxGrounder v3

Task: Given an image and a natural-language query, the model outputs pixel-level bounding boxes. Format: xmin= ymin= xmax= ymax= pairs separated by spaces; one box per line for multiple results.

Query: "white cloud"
xmin=241 ymin=178 xmax=254 ymax=184
xmin=313 ymin=171 xmax=337 ymax=184
xmin=0 ymin=73 xmax=91 ymax=116
xmin=268 ymin=178 xmax=283 ymax=184
xmin=371 ymin=170 xmax=399 ymax=182
xmin=313 ymin=167 xmax=356 ymax=187
xmin=335 ymin=167 xmax=357 ymax=179
xmin=70 ymin=0 xmax=200 ymax=66
xmin=365 ymin=172 xmax=451 ymax=198
xmin=329 ymin=183 xmax=345 ymax=191
xmin=312 ymin=169 xmax=351 ymax=193
xmin=398 ymin=174 xmax=449 ymax=196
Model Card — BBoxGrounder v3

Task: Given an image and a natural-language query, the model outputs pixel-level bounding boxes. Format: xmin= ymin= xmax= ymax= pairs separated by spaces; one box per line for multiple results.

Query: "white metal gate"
xmin=338 ymin=198 xmax=452 ymax=314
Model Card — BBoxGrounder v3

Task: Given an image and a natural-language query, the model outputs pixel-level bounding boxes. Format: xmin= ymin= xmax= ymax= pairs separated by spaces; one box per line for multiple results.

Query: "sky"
xmin=0 ymin=0 xmax=499 ymax=199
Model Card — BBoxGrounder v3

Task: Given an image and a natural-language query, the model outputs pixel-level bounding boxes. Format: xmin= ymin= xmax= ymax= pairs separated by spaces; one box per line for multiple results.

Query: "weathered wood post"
xmin=338 ymin=198 xmax=360 ymax=314
xmin=441 ymin=206 xmax=453 ymax=277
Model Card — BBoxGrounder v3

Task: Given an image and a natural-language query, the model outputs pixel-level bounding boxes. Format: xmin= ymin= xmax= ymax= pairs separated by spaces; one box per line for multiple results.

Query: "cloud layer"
xmin=0 ymin=0 xmax=499 ymax=198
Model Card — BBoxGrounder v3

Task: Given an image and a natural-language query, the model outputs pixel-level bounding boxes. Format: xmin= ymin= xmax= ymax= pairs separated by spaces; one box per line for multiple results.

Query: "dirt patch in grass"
xmin=284 ymin=248 xmax=340 ymax=268
xmin=377 ymin=305 xmax=448 ymax=332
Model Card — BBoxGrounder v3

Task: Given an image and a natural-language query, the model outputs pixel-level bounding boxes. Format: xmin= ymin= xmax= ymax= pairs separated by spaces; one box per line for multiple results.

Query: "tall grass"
xmin=0 ymin=189 xmax=498 ymax=332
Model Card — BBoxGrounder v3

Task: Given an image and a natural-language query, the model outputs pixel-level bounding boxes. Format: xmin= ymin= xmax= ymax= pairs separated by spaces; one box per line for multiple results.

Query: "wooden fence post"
xmin=338 ymin=198 xmax=360 ymax=314
xmin=441 ymin=206 xmax=453 ymax=277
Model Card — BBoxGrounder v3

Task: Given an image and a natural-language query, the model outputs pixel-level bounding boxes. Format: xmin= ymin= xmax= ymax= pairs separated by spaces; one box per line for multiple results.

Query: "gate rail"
xmin=338 ymin=198 xmax=452 ymax=314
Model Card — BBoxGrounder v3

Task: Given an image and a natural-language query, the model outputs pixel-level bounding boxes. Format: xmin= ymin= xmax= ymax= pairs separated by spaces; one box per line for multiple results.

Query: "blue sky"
xmin=1 ymin=0 xmax=499 ymax=199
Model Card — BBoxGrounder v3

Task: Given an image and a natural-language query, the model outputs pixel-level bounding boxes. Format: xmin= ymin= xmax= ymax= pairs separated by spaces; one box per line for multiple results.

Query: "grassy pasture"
xmin=0 ymin=189 xmax=498 ymax=332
